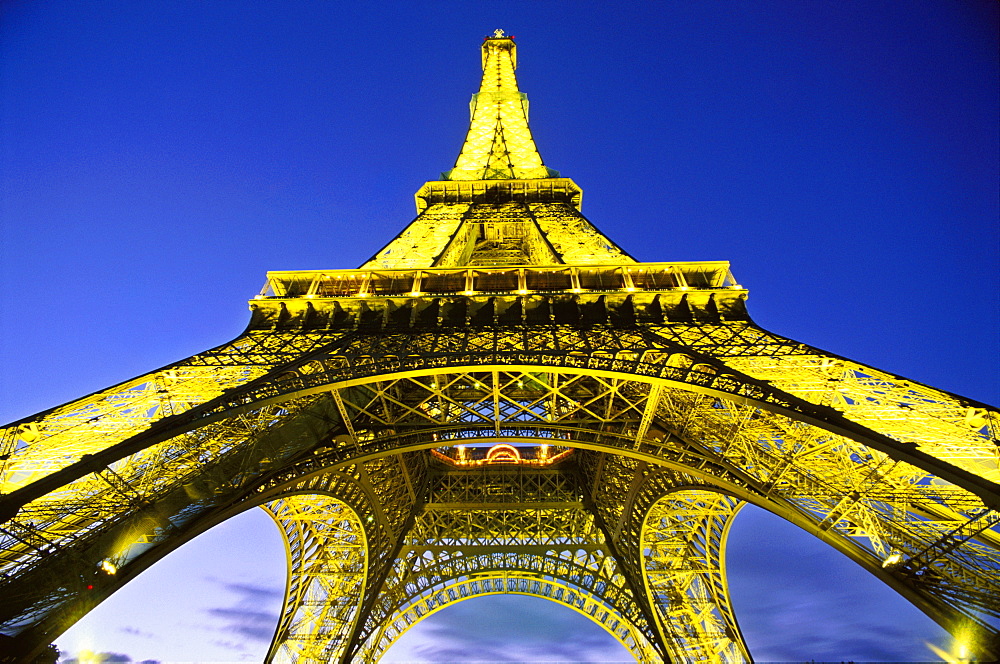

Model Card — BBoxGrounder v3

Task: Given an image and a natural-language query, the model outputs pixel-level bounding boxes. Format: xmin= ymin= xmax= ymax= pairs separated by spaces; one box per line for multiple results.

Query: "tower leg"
xmin=262 ymin=453 xmax=427 ymax=662
xmin=263 ymin=494 xmax=369 ymax=663
xmin=642 ymin=489 xmax=749 ymax=663
xmin=582 ymin=452 xmax=751 ymax=662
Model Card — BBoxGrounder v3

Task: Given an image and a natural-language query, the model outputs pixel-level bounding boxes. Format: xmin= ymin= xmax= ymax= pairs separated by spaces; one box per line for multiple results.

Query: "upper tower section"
xmin=359 ymin=32 xmax=634 ymax=270
xmin=443 ymin=30 xmax=556 ymax=181
xmin=252 ymin=33 xmax=747 ymax=326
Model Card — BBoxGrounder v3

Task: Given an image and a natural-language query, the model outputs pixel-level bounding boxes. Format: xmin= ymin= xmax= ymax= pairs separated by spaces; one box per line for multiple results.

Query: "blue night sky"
xmin=1 ymin=1 xmax=997 ymax=662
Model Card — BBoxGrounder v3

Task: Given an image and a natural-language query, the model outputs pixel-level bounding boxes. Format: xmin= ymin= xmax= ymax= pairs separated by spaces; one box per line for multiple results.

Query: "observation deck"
xmin=250 ymin=261 xmax=747 ymax=330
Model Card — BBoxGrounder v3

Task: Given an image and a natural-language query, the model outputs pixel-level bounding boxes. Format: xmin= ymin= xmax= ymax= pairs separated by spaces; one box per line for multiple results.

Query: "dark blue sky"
xmin=2 ymin=1 xmax=997 ymax=661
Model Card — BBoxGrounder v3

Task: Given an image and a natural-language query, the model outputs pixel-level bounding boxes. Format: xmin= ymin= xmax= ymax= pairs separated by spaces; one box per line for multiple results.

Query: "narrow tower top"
xmin=356 ymin=34 xmax=635 ymax=270
xmin=443 ymin=31 xmax=556 ymax=181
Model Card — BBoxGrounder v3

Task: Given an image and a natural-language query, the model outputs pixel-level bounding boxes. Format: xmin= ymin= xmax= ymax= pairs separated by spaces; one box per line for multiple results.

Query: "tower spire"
xmin=444 ymin=30 xmax=556 ymax=181
xmin=363 ymin=34 xmax=631 ymax=269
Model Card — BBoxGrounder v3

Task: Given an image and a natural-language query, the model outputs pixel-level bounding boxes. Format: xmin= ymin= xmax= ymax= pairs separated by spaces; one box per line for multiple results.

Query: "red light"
xmin=86 ymin=585 xmax=93 ymax=590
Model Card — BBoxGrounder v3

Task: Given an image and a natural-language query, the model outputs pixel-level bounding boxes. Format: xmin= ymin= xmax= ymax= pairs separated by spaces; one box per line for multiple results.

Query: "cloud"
xmin=215 ymin=580 xmax=283 ymax=602
xmin=207 ymin=607 xmax=280 ymax=641
xmin=201 ymin=578 xmax=282 ymax=645
xmin=726 ymin=508 xmax=949 ymax=662
xmin=60 ymin=653 xmax=160 ymax=664
xmin=210 ymin=638 xmax=249 ymax=653
xmin=118 ymin=626 xmax=155 ymax=639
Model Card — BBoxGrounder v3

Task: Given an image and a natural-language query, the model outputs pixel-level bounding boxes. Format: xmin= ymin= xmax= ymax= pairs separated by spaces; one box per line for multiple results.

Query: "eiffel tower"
xmin=1 ymin=31 xmax=998 ymax=663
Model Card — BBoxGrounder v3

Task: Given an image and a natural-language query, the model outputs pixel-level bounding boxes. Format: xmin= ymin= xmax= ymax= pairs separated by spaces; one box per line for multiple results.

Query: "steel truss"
xmin=2 ymin=32 xmax=999 ymax=664
xmin=1 ymin=325 xmax=998 ymax=660
xmin=353 ymin=465 xmax=660 ymax=661
xmin=2 ymin=329 xmax=998 ymax=661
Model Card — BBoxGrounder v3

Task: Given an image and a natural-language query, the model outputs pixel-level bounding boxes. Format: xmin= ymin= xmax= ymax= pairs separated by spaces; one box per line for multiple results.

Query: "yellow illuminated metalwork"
xmin=362 ymin=35 xmax=630 ymax=269
xmin=446 ymin=33 xmax=551 ymax=181
xmin=641 ymin=490 xmax=748 ymax=662
xmin=0 ymin=32 xmax=998 ymax=664
xmin=265 ymin=494 xmax=367 ymax=663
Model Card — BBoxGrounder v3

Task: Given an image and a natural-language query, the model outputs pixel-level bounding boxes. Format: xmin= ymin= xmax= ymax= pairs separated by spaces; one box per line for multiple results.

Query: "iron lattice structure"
xmin=1 ymin=32 xmax=999 ymax=663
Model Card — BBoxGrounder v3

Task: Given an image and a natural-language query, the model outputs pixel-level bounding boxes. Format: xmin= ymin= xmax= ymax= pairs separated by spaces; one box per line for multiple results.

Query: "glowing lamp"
xmin=881 ymin=551 xmax=903 ymax=568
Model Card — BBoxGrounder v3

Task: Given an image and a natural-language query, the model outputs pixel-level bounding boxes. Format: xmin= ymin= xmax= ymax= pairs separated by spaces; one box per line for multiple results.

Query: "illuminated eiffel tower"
xmin=1 ymin=31 xmax=999 ymax=663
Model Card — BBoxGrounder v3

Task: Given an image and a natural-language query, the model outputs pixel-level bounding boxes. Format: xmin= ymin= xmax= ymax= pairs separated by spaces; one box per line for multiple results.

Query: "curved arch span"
xmin=3 ymin=363 xmax=998 ymax=659
xmin=362 ymin=574 xmax=658 ymax=662
xmin=249 ymin=430 xmax=997 ymax=643
xmin=6 ymin=353 xmax=995 ymax=521
xmin=170 ymin=363 xmax=992 ymax=498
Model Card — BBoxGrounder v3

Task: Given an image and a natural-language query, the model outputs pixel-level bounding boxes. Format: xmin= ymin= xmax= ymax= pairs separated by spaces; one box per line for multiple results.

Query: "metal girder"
xmin=0 ymin=395 xmax=346 ymax=653
xmin=642 ymin=389 xmax=1000 ymax=636
xmin=360 ymin=554 xmax=659 ymax=662
xmin=446 ymin=35 xmax=551 ymax=182
xmin=0 ymin=331 xmax=348 ymax=494
xmin=0 ymin=322 xmax=810 ymax=498
xmin=8 ymin=325 xmax=994 ymax=518
xmin=2 ymin=361 xmax=998 ymax=660
xmin=361 ymin=32 xmax=629 ymax=269
xmin=723 ymin=346 xmax=1000 ymax=485
xmin=257 ymin=452 xmax=424 ymax=662
xmin=361 ymin=201 xmax=635 ymax=271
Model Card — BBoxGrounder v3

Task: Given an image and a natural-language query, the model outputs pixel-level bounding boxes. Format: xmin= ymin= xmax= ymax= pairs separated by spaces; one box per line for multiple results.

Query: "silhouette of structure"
xmin=1 ymin=31 xmax=998 ymax=662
